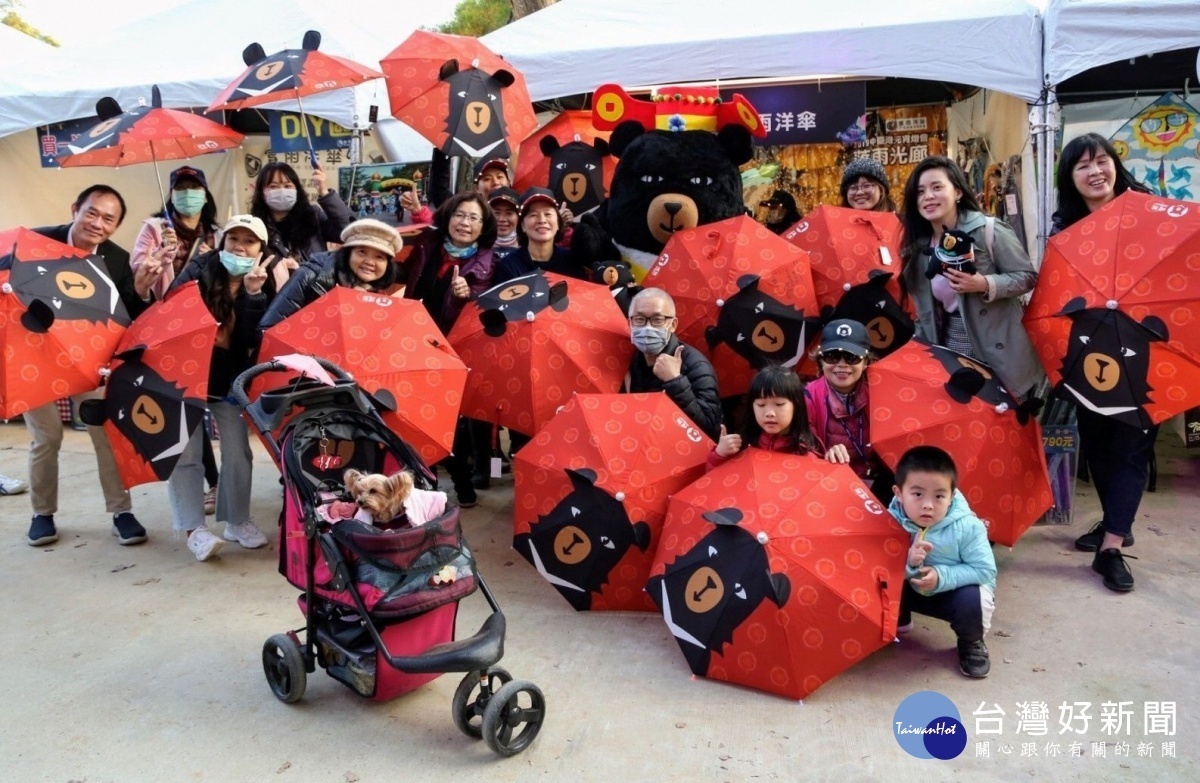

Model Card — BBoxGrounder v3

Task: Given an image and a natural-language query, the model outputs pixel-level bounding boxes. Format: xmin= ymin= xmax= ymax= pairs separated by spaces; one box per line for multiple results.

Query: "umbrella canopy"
xmin=207 ymin=30 xmax=383 ymax=113
xmin=58 ymin=86 xmax=243 ymax=169
xmin=381 ymin=30 xmax=537 ymax=159
xmin=512 ymin=110 xmax=614 ymax=215
xmin=0 ymin=228 xmax=130 ymax=417
xmin=1024 ymin=190 xmax=1200 ymax=428
xmin=447 ymin=271 xmax=633 ymax=436
xmin=647 ymin=449 xmax=908 ymax=700
xmin=643 ymin=215 xmax=819 ymax=396
xmin=868 ymin=338 xmax=1052 ymax=547
xmin=512 ymin=392 xmax=714 ymax=612
xmin=82 ymin=282 xmax=217 ymax=489
xmin=257 ymin=287 xmax=467 ymax=465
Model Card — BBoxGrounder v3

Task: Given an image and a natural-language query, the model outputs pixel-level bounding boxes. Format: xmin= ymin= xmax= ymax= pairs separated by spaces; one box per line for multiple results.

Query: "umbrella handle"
xmin=228 ymin=357 xmax=351 ymax=409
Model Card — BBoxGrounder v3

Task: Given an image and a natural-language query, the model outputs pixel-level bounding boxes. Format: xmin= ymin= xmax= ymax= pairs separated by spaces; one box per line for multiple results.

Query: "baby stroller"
xmin=232 ymin=359 xmax=544 ymax=757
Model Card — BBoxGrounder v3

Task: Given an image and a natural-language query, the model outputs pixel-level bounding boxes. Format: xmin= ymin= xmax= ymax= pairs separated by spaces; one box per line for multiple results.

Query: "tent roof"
xmin=481 ymin=0 xmax=1045 ymax=103
xmin=1043 ymin=0 xmax=1200 ymax=86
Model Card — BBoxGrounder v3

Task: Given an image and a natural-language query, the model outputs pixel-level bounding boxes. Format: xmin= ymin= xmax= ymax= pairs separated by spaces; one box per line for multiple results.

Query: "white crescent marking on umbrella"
xmin=85 ymin=257 xmax=121 ymax=315
xmin=660 ymin=582 xmax=706 ymax=648
xmin=65 ymin=133 xmax=116 ymax=154
xmin=234 ymin=77 xmax=295 ymax=98
xmin=527 ymin=542 xmax=585 ymax=592
xmin=151 ymin=400 xmax=191 ymax=463
xmin=450 ymin=137 xmax=506 ymax=159
xmin=1061 ymin=383 xmax=1137 ymax=416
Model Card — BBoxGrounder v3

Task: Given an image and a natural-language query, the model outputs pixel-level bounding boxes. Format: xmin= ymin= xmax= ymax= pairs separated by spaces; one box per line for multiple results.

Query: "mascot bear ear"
xmin=548 ymin=280 xmax=570 ymax=312
xmin=438 ymin=59 xmax=460 ymax=82
xmin=1060 ymin=296 xmax=1088 ymax=316
xmin=491 ymin=68 xmax=516 ymax=88
xmin=717 ymin=125 xmax=754 ymax=166
xmin=241 ymin=42 xmax=266 ymax=66
xmin=609 ymin=120 xmax=646 ymax=158
xmin=480 ymin=308 xmax=508 ymax=338
xmin=77 ymin=398 xmax=108 ymax=427
xmin=593 ymin=138 xmax=610 ymax=157
xmin=1142 ymin=314 xmax=1168 ymax=342
xmin=539 ymin=135 xmax=562 ymax=156
xmin=631 ymin=521 xmax=652 ymax=551
xmin=301 ymin=30 xmax=321 ymax=51
xmin=701 ymin=507 xmax=744 ymax=527
xmin=946 ymin=366 xmax=986 ymax=404
xmin=769 ymin=573 xmax=791 ymax=608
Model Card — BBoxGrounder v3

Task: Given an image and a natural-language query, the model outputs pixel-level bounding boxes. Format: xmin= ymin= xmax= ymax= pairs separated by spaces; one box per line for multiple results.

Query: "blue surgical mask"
xmin=171 ymin=189 xmax=206 ymax=217
xmin=218 ymin=250 xmax=257 ymax=277
xmin=631 ymin=325 xmax=670 ymax=355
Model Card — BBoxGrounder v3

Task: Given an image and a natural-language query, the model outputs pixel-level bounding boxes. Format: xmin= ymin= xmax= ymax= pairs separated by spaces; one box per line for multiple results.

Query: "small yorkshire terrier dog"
xmin=343 ymin=469 xmax=414 ymax=529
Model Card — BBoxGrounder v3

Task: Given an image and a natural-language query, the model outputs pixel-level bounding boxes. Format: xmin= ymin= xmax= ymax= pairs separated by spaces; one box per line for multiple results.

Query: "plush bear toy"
xmin=924 ymin=228 xmax=978 ymax=279
xmin=571 ymin=84 xmax=763 ymax=281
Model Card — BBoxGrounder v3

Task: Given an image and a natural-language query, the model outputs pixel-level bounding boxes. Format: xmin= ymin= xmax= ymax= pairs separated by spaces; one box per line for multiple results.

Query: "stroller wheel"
xmin=451 ymin=667 xmax=511 ymax=738
xmin=263 ymin=633 xmax=307 ymax=703
xmin=482 ymin=680 xmax=545 ymax=757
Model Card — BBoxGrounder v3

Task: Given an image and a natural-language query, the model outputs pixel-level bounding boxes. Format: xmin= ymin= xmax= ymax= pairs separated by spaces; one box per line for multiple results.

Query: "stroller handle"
xmin=229 ymin=358 xmax=351 ymax=409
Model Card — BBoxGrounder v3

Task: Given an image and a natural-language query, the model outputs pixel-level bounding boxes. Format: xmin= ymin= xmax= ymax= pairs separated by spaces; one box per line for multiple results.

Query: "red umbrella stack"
xmin=512 ymin=392 xmax=714 ymax=611
xmin=643 ymin=215 xmax=819 ymax=396
xmin=647 ymin=449 xmax=908 ymax=700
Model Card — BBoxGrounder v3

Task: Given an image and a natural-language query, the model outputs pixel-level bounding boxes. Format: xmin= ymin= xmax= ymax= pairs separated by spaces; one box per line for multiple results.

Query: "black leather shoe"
xmin=1093 ymin=548 xmax=1135 ymax=592
xmin=1074 ymin=521 xmax=1134 ymax=552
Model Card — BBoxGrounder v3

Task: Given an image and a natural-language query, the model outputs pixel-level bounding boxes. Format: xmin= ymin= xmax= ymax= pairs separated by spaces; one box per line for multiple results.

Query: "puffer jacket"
xmin=624 ymin=333 xmax=722 ymax=441
xmin=889 ymin=489 xmax=997 ymax=595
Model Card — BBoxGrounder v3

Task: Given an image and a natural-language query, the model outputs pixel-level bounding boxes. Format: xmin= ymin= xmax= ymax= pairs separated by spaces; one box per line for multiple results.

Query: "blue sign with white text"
xmin=268 ymin=112 xmax=354 ymax=153
xmin=721 ymin=82 xmax=866 ymax=146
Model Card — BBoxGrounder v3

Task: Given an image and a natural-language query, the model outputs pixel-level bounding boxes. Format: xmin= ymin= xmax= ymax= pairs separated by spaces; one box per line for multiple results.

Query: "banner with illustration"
xmin=1109 ymin=92 xmax=1199 ymax=201
xmin=338 ymin=161 xmax=432 ymax=227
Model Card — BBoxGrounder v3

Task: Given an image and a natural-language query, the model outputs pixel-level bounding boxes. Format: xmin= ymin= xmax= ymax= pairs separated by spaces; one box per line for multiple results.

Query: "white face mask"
xmin=264 ymin=189 xmax=298 ymax=213
xmin=631 ymin=325 xmax=670 ymax=355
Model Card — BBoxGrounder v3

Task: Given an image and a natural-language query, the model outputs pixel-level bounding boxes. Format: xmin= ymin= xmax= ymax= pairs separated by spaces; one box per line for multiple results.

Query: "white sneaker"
xmin=188 ymin=525 xmax=224 ymax=561
xmin=0 ymin=474 xmax=29 ymax=495
xmin=223 ymin=520 xmax=268 ymax=549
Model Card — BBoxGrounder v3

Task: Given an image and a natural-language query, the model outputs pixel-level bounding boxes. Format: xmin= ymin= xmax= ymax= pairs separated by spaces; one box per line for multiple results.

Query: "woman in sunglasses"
xmin=804 ymin=319 xmax=894 ymax=502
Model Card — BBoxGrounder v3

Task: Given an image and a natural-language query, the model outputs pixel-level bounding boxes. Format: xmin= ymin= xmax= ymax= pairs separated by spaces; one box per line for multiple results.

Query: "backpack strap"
xmin=984 ymin=216 xmax=995 ymax=260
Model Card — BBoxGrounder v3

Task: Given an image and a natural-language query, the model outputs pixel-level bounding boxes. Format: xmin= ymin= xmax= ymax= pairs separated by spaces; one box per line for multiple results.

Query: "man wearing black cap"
xmin=759 ymin=190 xmax=802 ymax=234
xmin=22 ymin=184 xmax=163 ymax=547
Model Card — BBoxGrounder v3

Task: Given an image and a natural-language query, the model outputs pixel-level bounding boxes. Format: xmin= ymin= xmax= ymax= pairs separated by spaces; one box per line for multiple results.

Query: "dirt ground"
xmin=0 ymin=419 xmax=1196 ymax=782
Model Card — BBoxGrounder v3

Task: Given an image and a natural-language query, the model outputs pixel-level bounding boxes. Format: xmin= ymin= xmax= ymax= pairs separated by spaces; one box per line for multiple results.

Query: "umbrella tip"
xmin=843 ymin=282 xmax=852 ymax=292
xmin=525 ymin=311 xmax=536 ymax=322
xmin=1106 ymin=299 xmax=1119 ymax=310
xmin=0 ymin=282 xmax=10 ymax=294
xmin=756 ymin=531 xmax=769 ymax=545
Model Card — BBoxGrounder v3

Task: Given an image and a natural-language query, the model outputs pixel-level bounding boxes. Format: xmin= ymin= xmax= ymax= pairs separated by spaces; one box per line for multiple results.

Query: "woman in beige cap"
xmin=260 ymin=218 xmax=403 ymax=330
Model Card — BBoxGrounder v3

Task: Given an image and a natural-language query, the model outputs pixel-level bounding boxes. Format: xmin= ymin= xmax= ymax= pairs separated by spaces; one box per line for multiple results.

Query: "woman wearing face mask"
xmin=898 ymin=155 xmax=1042 ymax=399
xmin=494 ymin=187 xmax=587 ymax=283
xmin=250 ymin=161 xmax=352 ymax=267
xmin=167 ymin=216 xmax=285 ymax=562
xmin=131 ymin=166 xmax=219 ymax=299
xmin=402 ymin=192 xmax=498 ymax=508
xmin=260 ymin=219 xmax=403 ymax=330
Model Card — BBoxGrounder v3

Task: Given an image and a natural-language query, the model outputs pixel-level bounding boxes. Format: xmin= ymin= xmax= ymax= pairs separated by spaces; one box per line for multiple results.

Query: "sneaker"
xmin=223 ymin=520 xmax=268 ymax=549
xmin=957 ymin=638 xmax=991 ymax=678
xmin=1075 ymin=521 xmax=1134 ymax=552
xmin=0 ymin=473 xmax=29 ymax=495
xmin=187 ymin=525 xmax=224 ymax=561
xmin=111 ymin=512 xmax=147 ymax=546
xmin=27 ymin=514 xmax=58 ymax=546
xmin=204 ymin=486 xmax=217 ymax=515
xmin=456 ymin=484 xmax=478 ymax=509
xmin=1093 ymin=548 xmax=1136 ymax=592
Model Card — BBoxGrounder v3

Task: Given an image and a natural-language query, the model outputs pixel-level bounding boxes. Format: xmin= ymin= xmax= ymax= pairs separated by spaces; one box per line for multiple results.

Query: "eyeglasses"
xmin=451 ymin=211 xmax=483 ymax=224
xmin=820 ymin=350 xmax=865 ymax=365
xmin=629 ymin=314 xmax=675 ymax=327
xmin=847 ymin=182 xmax=879 ymax=194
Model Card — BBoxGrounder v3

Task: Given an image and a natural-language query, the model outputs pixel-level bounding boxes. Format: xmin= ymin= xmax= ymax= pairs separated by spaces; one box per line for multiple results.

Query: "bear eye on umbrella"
xmin=456 ymin=90 xmax=467 ymax=98
xmin=554 ymin=162 xmax=566 ymax=170
xmin=1121 ymin=347 xmax=1136 ymax=357
xmin=690 ymin=176 xmax=714 ymax=186
xmin=585 ymin=163 xmax=597 ymax=171
xmin=488 ymin=93 xmax=498 ymax=101
xmin=1079 ymin=335 xmax=1090 ymax=345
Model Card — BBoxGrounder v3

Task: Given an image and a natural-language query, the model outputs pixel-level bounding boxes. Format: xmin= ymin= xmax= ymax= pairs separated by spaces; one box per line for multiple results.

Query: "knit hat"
xmin=519 ymin=186 xmax=557 ymax=215
xmin=169 ymin=165 xmax=208 ymax=190
xmin=220 ymin=214 xmax=268 ymax=243
xmin=339 ymin=218 xmax=402 ymax=258
xmin=840 ymin=158 xmax=889 ymax=196
xmin=819 ymin=319 xmax=870 ymax=357
xmin=473 ymin=157 xmax=510 ymax=182
xmin=488 ymin=186 xmax=521 ymax=211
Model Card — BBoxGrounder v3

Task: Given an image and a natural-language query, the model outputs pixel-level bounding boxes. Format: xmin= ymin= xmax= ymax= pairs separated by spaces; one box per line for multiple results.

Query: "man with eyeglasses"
xmin=623 ymin=288 xmax=722 ymax=441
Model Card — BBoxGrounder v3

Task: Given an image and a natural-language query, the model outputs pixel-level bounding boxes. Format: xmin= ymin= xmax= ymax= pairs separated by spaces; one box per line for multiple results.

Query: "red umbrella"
xmin=512 ymin=110 xmax=614 ymax=215
xmin=57 ymin=86 xmax=243 ymax=215
xmin=868 ymin=338 xmax=1052 ymax=547
xmin=448 ymin=271 xmax=633 ymax=436
xmin=1024 ymin=190 xmax=1200 ymax=428
xmin=81 ymin=282 xmax=217 ymax=489
xmin=0 ymin=227 xmax=130 ymax=417
xmin=256 ymin=287 xmax=467 ymax=465
xmin=381 ymin=30 xmax=538 ymax=159
xmin=647 ymin=449 xmax=908 ymax=700
xmin=781 ymin=206 xmax=905 ymax=312
xmin=643 ymin=215 xmax=820 ymax=396
xmin=512 ymin=392 xmax=714 ymax=612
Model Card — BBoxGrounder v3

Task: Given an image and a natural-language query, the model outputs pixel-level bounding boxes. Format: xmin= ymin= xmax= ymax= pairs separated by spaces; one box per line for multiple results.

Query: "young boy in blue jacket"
xmin=889 ymin=445 xmax=997 ymax=678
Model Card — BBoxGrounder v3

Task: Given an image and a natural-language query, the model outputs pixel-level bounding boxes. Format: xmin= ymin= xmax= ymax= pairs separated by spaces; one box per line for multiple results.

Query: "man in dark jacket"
xmin=24 ymin=184 xmax=163 ymax=547
xmin=623 ymin=287 xmax=722 ymax=441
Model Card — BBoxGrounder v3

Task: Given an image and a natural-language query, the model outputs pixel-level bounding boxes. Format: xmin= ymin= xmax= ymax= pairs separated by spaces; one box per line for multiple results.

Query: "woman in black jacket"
xmin=166 ymin=215 xmax=287 ymax=562
xmin=260 ymin=219 xmax=403 ymax=331
xmin=250 ymin=161 xmax=352 ymax=265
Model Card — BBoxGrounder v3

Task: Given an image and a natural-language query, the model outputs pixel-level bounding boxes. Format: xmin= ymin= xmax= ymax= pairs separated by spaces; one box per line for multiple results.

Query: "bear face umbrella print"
xmin=513 ymin=111 xmax=615 ymax=216
xmin=80 ymin=282 xmax=216 ymax=488
xmin=868 ymin=338 xmax=1052 ymax=547
xmin=381 ymin=31 xmax=537 ymax=160
xmin=256 ymin=287 xmax=467 ymax=465
xmin=1024 ymin=190 xmax=1200 ymax=428
xmin=642 ymin=215 xmax=820 ymax=397
xmin=512 ymin=393 xmax=714 ymax=611
xmin=0 ymin=228 xmax=130 ymax=416
xmin=447 ymin=271 xmax=633 ymax=436
xmin=648 ymin=449 xmax=908 ymax=700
